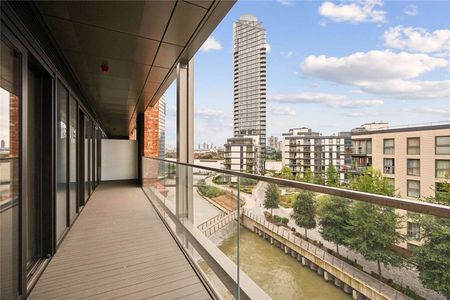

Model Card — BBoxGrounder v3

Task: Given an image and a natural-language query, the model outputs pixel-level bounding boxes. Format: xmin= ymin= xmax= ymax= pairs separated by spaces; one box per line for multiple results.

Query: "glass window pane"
xmin=407 ymin=159 xmax=420 ymax=176
xmin=0 ymin=38 xmax=21 ymax=299
xmin=56 ymin=81 xmax=68 ymax=240
xmin=436 ymin=136 xmax=450 ymax=154
xmin=436 ymin=160 xmax=450 ymax=178
xmin=436 ymin=136 xmax=450 ymax=145
xmin=407 ymin=180 xmax=420 ymax=198
xmin=69 ymin=96 xmax=77 ymax=223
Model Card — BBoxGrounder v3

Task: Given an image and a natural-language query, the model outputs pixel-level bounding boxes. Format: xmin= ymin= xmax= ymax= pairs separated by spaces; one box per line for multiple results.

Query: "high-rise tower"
xmin=224 ymin=14 xmax=267 ymax=174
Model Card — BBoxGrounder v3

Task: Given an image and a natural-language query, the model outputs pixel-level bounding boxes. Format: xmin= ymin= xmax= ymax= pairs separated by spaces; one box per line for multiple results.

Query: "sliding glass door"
xmin=56 ymin=81 xmax=68 ymax=242
xmin=69 ymin=96 xmax=77 ymax=223
xmin=0 ymin=37 xmax=21 ymax=300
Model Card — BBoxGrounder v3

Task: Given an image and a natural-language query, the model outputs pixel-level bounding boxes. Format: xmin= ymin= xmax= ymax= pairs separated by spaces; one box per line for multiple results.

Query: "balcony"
xmin=138 ymin=157 xmax=449 ymax=300
xmin=29 ymin=181 xmax=212 ymax=299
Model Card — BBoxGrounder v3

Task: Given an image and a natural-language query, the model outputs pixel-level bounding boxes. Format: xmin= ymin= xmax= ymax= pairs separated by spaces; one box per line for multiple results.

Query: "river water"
xmin=210 ymin=227 xmax=350 ymax=300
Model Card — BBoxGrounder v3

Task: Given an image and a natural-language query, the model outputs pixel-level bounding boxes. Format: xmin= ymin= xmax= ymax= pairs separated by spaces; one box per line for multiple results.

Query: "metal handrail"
xmin=145 ymin=157 xmax=450 ymax=219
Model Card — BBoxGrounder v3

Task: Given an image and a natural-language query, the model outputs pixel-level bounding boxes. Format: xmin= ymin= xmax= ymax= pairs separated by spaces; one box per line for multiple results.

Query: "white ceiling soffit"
xmin=36 ymin=0 xmax=235 ymax=138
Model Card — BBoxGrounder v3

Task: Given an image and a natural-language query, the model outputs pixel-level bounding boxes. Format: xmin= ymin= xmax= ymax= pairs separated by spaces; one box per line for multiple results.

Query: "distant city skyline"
xmin=163 ymin=0 xmax=450 ymax=149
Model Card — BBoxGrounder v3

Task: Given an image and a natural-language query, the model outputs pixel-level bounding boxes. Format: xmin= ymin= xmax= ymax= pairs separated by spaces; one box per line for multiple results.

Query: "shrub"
xmin=212 ymin=175 xmax=227 ymax=185
xmin=273 ymin=215 xmax=282 ymax=223
xmin=197 ymin=185 xmax=224 ymax=198
xmin=240 ymin=177 xmax=258 ymax=186
xmin=281 ymin=217 xmax=289 ymax=225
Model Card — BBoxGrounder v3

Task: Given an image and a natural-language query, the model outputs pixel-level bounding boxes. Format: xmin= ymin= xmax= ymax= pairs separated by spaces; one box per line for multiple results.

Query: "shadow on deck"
xmin=29 ymin=181 xmax=211 ymax=300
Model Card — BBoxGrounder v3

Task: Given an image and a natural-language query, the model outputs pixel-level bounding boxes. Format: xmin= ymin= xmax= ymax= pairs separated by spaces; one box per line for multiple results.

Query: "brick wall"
xmin=144 ymin=100 xmax=159 ymax=158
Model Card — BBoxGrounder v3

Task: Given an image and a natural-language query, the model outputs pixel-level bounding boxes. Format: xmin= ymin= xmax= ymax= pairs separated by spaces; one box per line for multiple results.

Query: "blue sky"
xmin=165 ymin=0 xmax=450 ymax=149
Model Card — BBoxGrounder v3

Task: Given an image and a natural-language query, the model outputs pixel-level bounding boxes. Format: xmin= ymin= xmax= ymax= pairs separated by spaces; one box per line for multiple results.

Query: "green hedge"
xmin=197 ymin=185 xmax=224 ymax=198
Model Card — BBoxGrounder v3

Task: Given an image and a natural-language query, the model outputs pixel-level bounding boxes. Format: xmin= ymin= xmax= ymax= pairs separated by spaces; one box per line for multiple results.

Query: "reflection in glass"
xmin=0 ymin=38 xmax=20 ymax=299
xmin=84 ymin=117 xmax=91 ymax=201
xmin=56 ymin=81 xmax=68 ymax=241
xmin=69 ymin=96 xmax=77 ymax=223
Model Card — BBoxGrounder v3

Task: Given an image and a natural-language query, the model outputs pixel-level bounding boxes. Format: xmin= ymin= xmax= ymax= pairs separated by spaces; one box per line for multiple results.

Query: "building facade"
xmin=282 ymin=127 xmax=352 ymax=183
xmin=225 ymin=14 xmax=267 ymax=174
xmin=350 ymin=123 xmax=450 ymax=249
xmin=224 ymin=136 xmax=261 ymax=174
xmin=144 ymin=95 xmax=165 ymax=158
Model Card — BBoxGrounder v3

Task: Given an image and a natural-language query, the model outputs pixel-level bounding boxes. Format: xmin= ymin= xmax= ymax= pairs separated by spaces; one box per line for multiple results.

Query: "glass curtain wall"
xmin=0 ymin=37 xmax=21 ymax=300
xmin=56 ymin=81 xmax=68 ymax=241
xmin=84 ymin=117 xmax=91 ymax=201
xmin=69 ymin=96 xmax=77 ymax=223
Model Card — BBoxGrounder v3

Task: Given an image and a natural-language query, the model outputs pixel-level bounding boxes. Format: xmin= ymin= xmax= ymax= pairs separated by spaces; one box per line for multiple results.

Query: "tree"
xmin=412 ymin=178 xmax=450 ymax=299
xmin=317 ymin=196 xmax=350 ymax=254
xmin=346 ymin=202 xmax=404 ymax=278
xmin=433 ymin=173 xmax=450 ymax=205
xmin=303 ymin=168 xmax=314 ymax=183
xmin=347 ymin=167 xmax=403 ymax=278
xmin=413 ymin=217 xmax=450 ymax=299
xmin=313 ymin=175 xmax=325 ymax=185
xmin=280 ymin=166 xmax=292 ymax=180
xmin=326 ymin=162 xmax=339 ymax=187
xmin=264 ymin=183 xmax=280 ymax=216
xmin=291 ymin=191 xmax=316 ymax=237
xmin=349 ymin=167 xmax=395 ymax=197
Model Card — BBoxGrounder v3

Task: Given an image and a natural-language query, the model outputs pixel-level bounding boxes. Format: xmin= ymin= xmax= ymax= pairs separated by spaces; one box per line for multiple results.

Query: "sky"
xmin=164 ymin=0 xmax=450 ymax=149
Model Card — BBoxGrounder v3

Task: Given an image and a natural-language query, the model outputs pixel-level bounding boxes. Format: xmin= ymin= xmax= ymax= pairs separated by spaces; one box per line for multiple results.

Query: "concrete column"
xmin=301 ymin=257 xmax=309 ymax=266
xmin=324 ymin=271 xmax=331 ymax=281
xmin=270 ymin=237 xmax=274 ymax=244
xmin=334 ymin=278 xmax=342 ymax=287
xmin=284 ymin=246 xmax=289 ymax=254
xmin=176 ymin=60 xmax=194 ymax=249
xmin=352 ymin=290 xmax=358 ymax=300
xmin=136 ymin=114 xmax=144 ymax=186
xmin=343 ymin=284 xmax=352 ymax=294
xmin=297 ymin=254 xmax=301 ymax=261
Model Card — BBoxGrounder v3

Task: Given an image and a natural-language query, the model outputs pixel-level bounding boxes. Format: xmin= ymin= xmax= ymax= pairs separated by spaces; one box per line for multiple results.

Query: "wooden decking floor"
xmin=29 ymin=181 xmax=211 ymax=300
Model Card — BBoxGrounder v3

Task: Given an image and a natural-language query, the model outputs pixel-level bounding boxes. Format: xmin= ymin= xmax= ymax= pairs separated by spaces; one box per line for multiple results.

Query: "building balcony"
xmin=29 ymin=181 xmax=213 ymax=299
xmin=136 ymin=157 xmax=449 ymax=300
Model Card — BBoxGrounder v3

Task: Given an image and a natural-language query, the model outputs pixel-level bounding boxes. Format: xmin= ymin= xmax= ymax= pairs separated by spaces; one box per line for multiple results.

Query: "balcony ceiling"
xmin=36 ymin=0 xmax=234 ymax=138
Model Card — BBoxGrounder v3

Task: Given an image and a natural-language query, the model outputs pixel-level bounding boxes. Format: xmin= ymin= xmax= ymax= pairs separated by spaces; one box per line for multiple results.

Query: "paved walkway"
xmin=29 ymin=181 xmax=211 ymax=300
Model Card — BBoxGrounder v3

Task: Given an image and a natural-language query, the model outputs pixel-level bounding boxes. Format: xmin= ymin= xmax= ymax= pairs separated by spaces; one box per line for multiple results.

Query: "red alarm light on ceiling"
xmin=101 ymin=63 xmax=109 ymax=74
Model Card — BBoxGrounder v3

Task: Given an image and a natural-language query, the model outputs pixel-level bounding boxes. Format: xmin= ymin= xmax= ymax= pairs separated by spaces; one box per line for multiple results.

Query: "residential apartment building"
xmin=224 ymin=14 xmax=267 ymax=174
xmin=223 ymin=136 xmax=262 ymax=174
xmin=351 ymin=123 xmax=450 ymax=249
xmin=267 ymin=135 xmax=278 ymax=148
xmin=282 ymin=127 xmax=352 ymax=183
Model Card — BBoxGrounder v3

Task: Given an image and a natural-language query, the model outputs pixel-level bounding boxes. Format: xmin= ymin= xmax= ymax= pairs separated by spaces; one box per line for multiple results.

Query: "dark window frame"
xmin=436 ymin=136 xmax=450 ymax=155
xmin=407 ymin=137 xmax=420 ymax=155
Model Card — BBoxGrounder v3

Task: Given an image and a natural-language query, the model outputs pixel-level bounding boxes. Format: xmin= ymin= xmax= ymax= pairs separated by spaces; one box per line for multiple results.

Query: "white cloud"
xmin=403 ymin=4 xmax=417 ymax=16
xmin=277 ymin=0 xmax=295 ymax=6
xmin=318 ymin=0 xmax=386 ymax=24
xmin=196 ymin=108 xmax=226 ymax=119
xmin=301 ymin=50 xmax=450 ymax=98
xmin=269 ymin=106 xmax=297 ymax=116
xmin=319 ymin=19 xmax=328 ymax=27
xmin=200 ymin=37 xmax=223 ymax=52
xmin=360 ymin=79 xmax=450 ymax=98
xmin=281 ymin=51 xmax=294 ymax=58
xmin=266 ymin=43 xmax=271 ymax=53
xmin=344 ymin=111 xmax=378 ymax=117
xmin=383 ymin=26 xmax=450 ymax=53
xmin=167 ymin=105 xmax=176 ymax=116
xmin=301 ymin=50 xmax=447 ymax=85
xmin=414 ymin=107 xmax=450 ymax=116
xmin=269 ymin=92 xmax=383 ymax=109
